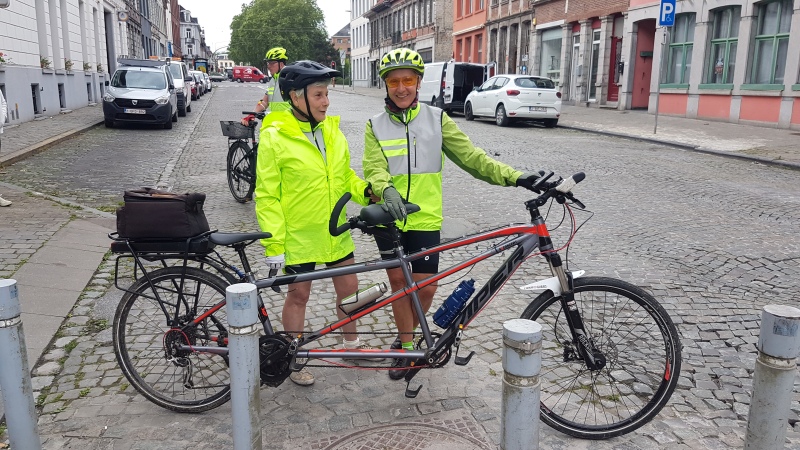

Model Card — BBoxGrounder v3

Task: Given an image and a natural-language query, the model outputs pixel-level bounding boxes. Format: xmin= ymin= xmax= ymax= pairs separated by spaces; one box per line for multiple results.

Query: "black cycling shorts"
xmin=284 ymin=252 xmax=355 ymax=275
xmin=375 ymin=230 xmax=440 ymax=274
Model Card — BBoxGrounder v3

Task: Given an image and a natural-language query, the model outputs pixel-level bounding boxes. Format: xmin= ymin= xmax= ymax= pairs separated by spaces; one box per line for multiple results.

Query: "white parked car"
xmin=464 ymin=75 xmax=562 ymax=127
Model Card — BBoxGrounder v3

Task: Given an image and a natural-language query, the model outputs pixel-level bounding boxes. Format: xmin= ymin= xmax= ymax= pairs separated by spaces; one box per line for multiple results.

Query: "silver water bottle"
xmin=338 ymin=283 xmax=388 ymax=314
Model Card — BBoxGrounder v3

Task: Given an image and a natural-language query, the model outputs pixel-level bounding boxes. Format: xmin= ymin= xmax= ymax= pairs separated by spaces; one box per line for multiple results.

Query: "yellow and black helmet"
xmin=265 ymin=47 xmax=288 ymax=62
xmin=378 ymin=48 xmax=424 ymax=78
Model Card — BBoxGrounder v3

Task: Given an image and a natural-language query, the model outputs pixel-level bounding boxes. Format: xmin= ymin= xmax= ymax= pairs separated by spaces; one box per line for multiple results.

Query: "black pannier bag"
xmin=116 ymin=188 xmax=210 ymax=239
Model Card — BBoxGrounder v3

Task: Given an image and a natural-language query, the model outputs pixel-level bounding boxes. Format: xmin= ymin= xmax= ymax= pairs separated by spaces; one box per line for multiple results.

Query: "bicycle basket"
xmin=220 ymin=121 xmax=255 ymax=140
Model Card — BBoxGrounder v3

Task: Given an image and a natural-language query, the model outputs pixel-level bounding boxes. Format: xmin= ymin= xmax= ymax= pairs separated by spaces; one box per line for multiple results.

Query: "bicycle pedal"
xmin=454 ymin=351 xmax=476 ymax=366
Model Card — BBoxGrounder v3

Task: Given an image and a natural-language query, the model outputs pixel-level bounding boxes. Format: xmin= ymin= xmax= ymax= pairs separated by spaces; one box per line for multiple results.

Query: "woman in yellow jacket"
xmin=254 ymin=60 xmax=378 ymax=386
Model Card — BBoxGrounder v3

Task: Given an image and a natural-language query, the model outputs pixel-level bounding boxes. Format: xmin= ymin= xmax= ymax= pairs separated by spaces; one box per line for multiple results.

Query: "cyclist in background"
xmin=254 ymin=60 xmax=379 ymax=386
xmin=241 ymin=46 xmax=290 ymax=125
xmin=363 ymin=48 xmax=543 ymax=380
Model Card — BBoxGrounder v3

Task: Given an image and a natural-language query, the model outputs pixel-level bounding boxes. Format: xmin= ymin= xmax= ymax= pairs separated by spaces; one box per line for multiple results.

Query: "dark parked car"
xmin=209 ymin=72 xmax=226 ymax=82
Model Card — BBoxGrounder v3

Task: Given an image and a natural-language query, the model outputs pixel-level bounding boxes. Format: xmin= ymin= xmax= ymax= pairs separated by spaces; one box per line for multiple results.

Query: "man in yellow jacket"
xmin=363 ymin=48 xmax=543 ymax=380
xmin=255 ymin=60 xmax=378 ymax=386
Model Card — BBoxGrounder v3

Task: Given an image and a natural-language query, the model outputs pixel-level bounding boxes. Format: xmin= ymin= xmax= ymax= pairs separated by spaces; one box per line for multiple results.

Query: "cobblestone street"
xmin=1 ymin=82 xmax=799 ymax=449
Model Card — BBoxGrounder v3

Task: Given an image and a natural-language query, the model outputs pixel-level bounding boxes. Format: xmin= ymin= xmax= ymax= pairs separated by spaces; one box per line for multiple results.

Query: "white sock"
xmin=342 ymin=337 xmax=360 ymax=349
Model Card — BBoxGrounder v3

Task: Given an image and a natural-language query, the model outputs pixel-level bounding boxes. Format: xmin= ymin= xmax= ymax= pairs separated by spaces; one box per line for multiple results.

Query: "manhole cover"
xmin=323 ymin=423 xmax=490 ymax=450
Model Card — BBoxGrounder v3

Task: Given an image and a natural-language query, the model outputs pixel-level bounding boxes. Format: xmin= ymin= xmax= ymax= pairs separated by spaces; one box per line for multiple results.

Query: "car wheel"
xmin=237 ymin=78 xmax=243 ymax=83
xmin=543 ymin=118 xmax=559 ymax=128
xmin=187 ymin=104 xmax=192 ymax=113
xmin=495 ymin=104 xmax=510 ymax=127
xmin=163 ymin=117 xmax=173 ymax=130
xmin=178 ymin=103 xmax=187 ymax=117
xmin=104 ymin=119 xmax=114 ymax=128
xmin=172 ymin=110 xmax=178 ymax=122
xmin=465 ymin=102 xmax=474 ymax=121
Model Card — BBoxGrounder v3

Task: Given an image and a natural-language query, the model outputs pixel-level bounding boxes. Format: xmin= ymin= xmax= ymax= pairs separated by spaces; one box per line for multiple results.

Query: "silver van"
xmin=419 ymin=60 xmax=492 ymax=114
xmin=165 ymin=60 xmax=193 ymax=116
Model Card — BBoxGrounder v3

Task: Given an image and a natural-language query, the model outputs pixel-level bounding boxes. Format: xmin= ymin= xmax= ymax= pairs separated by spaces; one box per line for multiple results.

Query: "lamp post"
xmin=211 ymin=45 xmax=228 ymax=73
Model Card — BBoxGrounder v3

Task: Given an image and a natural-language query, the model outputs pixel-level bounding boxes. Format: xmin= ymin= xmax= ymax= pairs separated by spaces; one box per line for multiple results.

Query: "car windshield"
xmin=167 ymin=64 xmax=183 ymax=79
xmin=111 ymin=70 xmax=167 ymax=89
xmin=514 ymin=77 xmax=555 ymax=89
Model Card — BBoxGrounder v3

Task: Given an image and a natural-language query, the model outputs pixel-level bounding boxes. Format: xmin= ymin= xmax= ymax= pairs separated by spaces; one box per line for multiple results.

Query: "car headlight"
xmin=102 ymin=92 xmax=115 ymax=102
xmin=154 ymin=95 xmax=170 ymax=105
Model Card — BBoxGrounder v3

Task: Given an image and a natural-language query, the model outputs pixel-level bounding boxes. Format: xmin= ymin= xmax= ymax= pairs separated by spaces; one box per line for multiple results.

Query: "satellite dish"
xmin=118 ymin=11 xmax=129 ymax=22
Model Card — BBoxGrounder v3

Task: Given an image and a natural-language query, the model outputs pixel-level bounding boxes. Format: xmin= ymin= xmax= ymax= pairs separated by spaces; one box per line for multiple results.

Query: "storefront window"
xmin=751 ymin=0 xmax=791 ymax=85
xmin=539 ymin=28 xmax=562 ymax=83
xmin=707 ymin=7 xmax=740 ymax=84
xmin=665 ymin=13 xmax=695 ymax=85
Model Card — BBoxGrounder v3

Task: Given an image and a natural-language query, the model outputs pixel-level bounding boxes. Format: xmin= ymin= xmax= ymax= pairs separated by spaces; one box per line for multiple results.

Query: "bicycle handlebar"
xmin=330 ymin=192 xmax=354 ymax=236
xmin=524 ymin=172 xmax=586 ymax=209
xmin=242 ymin=111 xmax=266 ymax=120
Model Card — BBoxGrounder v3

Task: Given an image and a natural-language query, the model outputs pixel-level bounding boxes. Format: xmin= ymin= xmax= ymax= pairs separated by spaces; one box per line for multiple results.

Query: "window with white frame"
xmin=664 ymin=13 xmax=695 ymax=84
xmin=751 ymin=0 xmax=791 ymax=85
xmin=707 ymin=6 xmax=740 ymax=84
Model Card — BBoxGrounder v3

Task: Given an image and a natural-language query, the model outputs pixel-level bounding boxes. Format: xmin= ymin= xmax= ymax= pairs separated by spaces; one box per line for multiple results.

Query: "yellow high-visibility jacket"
xmin=364 ymin=103 xmax=522 ymax=231
xmin=255 ymin=110 xmax=369 ymax=265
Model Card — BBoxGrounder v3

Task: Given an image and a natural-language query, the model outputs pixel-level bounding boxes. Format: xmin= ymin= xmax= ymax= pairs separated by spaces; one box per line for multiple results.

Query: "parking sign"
xmin=659 ymin=0 xmax=676 ymax=26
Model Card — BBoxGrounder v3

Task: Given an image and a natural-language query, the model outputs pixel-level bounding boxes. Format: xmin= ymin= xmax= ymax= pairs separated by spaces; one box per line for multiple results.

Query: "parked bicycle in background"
xmin=220 ymin=111 xmax=264 ymax=203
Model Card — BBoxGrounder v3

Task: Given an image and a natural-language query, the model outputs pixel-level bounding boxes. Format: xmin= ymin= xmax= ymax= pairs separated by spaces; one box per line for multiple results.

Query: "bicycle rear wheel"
xmin=520 ymin=276 xmax=681 ymax=439
xmin=227 ymin=141 xmax=255 ymax=203
xmin=113 ymin=266 xmax=232 ymax=413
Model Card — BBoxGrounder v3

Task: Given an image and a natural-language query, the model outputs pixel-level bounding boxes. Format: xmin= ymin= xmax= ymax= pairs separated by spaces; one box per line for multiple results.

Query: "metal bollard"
xmin=225 ymin=283 xmax=262 ymax=450
xmin=745 ymin=305 xmax=800 ymax=450
xmin=500 ymin=318 xmax=542 ymax=450
xmin=0 ymin=279 xmax=42 ymax=449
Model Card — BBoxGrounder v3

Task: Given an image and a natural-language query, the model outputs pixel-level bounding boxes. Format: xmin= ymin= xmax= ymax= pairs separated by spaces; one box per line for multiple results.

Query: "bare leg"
xmin=385 ymin=268 xmax=437 ymax=344
xmin=282 ymin=280 xmax=311 ymax=337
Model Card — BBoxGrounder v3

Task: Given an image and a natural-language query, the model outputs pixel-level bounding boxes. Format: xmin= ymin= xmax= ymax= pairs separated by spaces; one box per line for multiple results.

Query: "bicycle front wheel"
xmin=227 ymin=141 xmax=255 ymax=203
xmin=113 ymin=267 xmax=232 ymax=413
xmin=521 ymin=276 xmax=681 ymax=439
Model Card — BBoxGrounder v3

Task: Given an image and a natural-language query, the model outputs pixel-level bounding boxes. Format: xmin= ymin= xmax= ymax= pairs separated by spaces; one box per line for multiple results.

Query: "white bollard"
xmin=500 ymin=319 xmax=542 ymax=450
xmin=225 ymin=283 xmax=262 ymax=450
xmin=0 ymin=279 xmax=42 ymax=449
xmin=745 ymin=304 xmax=800 ymax=450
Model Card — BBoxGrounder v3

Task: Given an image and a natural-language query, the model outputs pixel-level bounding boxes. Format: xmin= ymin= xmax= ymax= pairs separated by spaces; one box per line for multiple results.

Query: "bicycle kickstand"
xmin=404 ymin=363 xmax=424 ymax=398
xmin=453 ymin=329 xmax=476 ymax=366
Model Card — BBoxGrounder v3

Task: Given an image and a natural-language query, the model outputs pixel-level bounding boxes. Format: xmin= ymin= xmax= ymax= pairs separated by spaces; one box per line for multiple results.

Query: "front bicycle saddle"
xmin=359 ymin=202 xmax=420 ymax=226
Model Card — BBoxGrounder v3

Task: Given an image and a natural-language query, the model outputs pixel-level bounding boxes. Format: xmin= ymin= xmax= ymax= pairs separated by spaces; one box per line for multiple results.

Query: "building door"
xmin=569 ymin=34 xmax=581 ymax=102
xmin=607 ymin=16 xmax=624 ymax=102
xmin=631 ymin=19 xmax=655 ymax=109
xmin=588 ymin=29 xmax=601 ymax=101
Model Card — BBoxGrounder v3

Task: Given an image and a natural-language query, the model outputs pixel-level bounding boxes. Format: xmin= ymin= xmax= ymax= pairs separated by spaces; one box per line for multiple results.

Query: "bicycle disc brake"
xmin=258 ymin=336 xmax=292 ymax=387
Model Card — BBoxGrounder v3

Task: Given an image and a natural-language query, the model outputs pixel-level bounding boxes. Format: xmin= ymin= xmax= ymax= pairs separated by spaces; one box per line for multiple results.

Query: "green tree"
xmin=229 ymin=0 xmax=339 ymax=69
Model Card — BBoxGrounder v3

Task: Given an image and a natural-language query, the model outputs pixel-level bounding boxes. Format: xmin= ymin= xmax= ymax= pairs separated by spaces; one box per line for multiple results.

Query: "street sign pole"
xmin=655 ymin=0 xmax=675 ymax=134
xmin=653 ymin=27 xmax=669 ymax=134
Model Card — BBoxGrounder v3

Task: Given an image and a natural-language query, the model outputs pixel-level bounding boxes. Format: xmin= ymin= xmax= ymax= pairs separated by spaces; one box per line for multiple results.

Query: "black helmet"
xmin=279 ymin=60 xmax=340 ymax=99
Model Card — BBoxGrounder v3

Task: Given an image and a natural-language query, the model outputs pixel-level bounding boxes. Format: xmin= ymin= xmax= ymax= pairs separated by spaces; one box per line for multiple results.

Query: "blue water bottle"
xmin=433 ymin=279 xmax=476 ymax=328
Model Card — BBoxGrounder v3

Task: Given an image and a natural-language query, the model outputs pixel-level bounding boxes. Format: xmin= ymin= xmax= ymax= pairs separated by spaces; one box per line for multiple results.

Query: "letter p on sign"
xmin=659 ymin=0 xmax=676 ymax=26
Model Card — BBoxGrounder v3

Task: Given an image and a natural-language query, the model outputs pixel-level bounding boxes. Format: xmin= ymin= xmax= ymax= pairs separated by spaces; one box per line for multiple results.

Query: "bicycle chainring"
xmin=417 ymin=332 xmax=451 ymax=368
xmin=258 ymin=335 xmax=292 ymax=387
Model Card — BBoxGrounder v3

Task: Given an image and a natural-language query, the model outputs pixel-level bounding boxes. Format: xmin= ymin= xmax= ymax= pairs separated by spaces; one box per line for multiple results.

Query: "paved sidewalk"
xmin=0 ymin=103 xmax=104 ymax=167
xmin=333 ymin=84 xmax=800 ymax=170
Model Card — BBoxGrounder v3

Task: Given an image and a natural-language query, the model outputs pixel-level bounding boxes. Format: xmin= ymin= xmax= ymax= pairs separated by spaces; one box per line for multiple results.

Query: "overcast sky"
xmin=177 ymin=0 xmax=351 ymax=52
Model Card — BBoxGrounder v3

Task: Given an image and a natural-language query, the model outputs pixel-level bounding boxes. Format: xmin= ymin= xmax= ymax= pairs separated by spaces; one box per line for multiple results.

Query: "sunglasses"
xmin=385 ymin=76 xmax=418 ymax=88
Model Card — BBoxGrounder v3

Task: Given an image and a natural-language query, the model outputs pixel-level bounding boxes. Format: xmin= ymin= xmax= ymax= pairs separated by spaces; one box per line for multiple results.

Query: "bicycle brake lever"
xmin=268 ymin=268 xmax=281 ymax=293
